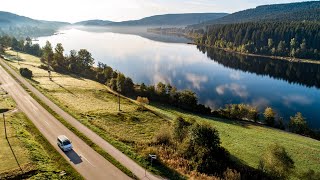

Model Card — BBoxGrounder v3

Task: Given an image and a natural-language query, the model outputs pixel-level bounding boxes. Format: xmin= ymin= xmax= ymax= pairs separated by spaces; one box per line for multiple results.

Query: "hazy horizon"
xmin=0 ymin=0 xmax=312 ymax=23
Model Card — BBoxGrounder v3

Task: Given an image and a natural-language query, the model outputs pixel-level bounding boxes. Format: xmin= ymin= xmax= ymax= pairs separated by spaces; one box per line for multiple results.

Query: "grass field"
xmin=0 ymin=94 xmax=31 ymax=175
xmin=149 ymin=104 xmax=320 ymax=176
xmin=0 ymin=86 xmax=81 ymax=179
xmin=4 ymin=50 xmax=320 ymax=179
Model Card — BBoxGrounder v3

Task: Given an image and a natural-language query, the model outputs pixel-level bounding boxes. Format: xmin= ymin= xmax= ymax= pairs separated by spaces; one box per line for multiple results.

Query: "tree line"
xmin=0 ymin=35 xmax=42 ymax=56
xmin=195 ymin=21 xmax=320 ymax=60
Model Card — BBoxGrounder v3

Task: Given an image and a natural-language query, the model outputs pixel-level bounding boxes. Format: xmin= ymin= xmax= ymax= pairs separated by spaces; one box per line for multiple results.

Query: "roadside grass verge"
xmin=0 ymin=94 xmax=81 ymax=179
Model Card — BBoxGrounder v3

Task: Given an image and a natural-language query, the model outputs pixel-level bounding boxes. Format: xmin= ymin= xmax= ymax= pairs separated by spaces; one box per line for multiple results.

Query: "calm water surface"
xmin=37 ymin=28 xmax=320 ymax=128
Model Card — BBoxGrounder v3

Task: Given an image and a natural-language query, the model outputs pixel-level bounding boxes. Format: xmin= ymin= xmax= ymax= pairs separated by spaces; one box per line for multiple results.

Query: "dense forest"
xmin=189 ymin=1 xmax=320 ymax=28
xmin=194 ymin=21 xmax=320 ymax=60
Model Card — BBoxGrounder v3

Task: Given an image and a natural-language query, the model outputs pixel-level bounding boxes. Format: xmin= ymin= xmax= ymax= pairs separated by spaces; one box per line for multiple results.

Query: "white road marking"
xmin=43 ymin=119 xmax=50 ymax=126
xmin=79 ymin=153 xmax=96 ymax=167
xmin=24 ymin=96 xmax=39 ymax=112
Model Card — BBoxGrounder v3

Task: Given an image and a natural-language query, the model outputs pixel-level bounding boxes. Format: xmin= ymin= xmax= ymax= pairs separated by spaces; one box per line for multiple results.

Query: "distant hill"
xmin=189 ymin=1 xmax=320 ymax=28
xmin=101 ymin=13 xmax=227 ymax=27
xmin=74 ymin=20 xmax=113 ymax=26
xmin=0 ymin=11 xmax=39 ymax=26
xmin=0 ymin=11 xmax=69 ymax=37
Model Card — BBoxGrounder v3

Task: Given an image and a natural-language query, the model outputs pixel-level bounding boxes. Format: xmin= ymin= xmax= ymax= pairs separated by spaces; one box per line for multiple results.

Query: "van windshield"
xmin=63 ymin=140 xmax=71 ymax=146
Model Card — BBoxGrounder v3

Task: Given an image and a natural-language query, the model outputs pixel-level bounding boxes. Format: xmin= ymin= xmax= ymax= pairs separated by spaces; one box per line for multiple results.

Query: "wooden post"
xmin=3 ymin=113 xmax=7 ymax=139
xmin=118 ymin=93 xmax=120 ymax=111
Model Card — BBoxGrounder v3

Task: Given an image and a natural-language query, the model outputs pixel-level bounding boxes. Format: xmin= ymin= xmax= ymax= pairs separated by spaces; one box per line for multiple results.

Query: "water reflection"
xmin=199 ymin=46 xmax=320 ymax=88
xmin=36 ymin=29 xmax=320 ymax=128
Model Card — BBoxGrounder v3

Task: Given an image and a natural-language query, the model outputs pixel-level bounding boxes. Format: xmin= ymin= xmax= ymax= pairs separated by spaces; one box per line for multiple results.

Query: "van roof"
xmin=58 ymin=135 xmax=69 ymax=142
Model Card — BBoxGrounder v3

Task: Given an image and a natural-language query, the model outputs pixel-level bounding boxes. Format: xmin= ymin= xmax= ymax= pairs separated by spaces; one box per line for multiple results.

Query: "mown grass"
xmin=4 ymin=50 xmax=320 ymax=179
xmin=0 ymin=93 xmax=82 ymax=179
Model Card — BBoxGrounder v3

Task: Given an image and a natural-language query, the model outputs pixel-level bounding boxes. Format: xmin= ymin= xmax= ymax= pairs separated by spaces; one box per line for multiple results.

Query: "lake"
xmin=36 ymin=27 xmax=320 ymax=129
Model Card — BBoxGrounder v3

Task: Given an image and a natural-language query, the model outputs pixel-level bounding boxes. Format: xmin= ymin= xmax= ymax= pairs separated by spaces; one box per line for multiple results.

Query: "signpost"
xmin=145 ymin=154 xmax=157 ymax=177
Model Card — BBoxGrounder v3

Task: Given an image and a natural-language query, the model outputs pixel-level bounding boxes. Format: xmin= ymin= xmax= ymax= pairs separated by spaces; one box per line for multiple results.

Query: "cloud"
xmin=185 ymin=73 xmax=208 ymax=90
xmin=282 ymin=95 xmax=313 ymax=107
xmin=229 ymin=72 xmax=242 ymax=80
xmin=204 ymin=99 xmax=221 ymax=109
xmin=250 ymin=97 xmax=270 ymax=110
xmin=216 ymin=83 xmax=248 ymax=98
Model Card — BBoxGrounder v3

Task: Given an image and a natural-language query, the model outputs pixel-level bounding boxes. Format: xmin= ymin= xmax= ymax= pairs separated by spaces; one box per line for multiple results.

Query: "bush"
xmin=136 ymin=96 xmax=149 ymax=104
xmin=275 ymin=117 xmax=286 ymax=130
xmin=264 ymin=107 xmax=276 ymax=126
xmin=289 ymin=112 xmax=308 ymax=135
xmin=258 ymin=144 xmax=295 ymax=179
xmin=216 ymin=104 xmax=259 ymax=122
xmin=19 ymin=68 xmax=33 ymax=79
xmin=180 ymin=122 xmax=230 ymax=175
xmin=172 ymin=116 xmax=193 ymax=142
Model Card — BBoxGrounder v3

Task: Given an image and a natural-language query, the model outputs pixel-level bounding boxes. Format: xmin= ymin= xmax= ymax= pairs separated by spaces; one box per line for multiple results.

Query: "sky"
xmin=0 ymin=0 xmax=311 ymax=23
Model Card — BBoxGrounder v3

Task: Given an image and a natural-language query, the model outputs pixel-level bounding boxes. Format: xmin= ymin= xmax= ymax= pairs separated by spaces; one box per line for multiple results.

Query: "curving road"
xmin=0 ymin=59 xmax=162 ymax=180
xmin=0 ymin=60 xmax=131 ymax=180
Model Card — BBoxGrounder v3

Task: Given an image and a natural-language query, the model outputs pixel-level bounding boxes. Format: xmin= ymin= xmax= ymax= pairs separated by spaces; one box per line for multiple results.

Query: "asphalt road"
xmin=0 ymin=59 xmax=162 ymax=180
xmin=0 ymin=60 xmax=131 ymax=180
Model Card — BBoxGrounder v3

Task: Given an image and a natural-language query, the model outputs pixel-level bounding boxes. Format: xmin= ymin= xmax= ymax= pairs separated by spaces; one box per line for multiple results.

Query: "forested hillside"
xmin=0 ymin=11 xmax=69 ymax=37
xmin=107 ymin=13 xmax=228 ymax=26
xmin=190 ymin=1 xmax=320 ymax=28
xmin=195 ymin=21 xmax=320 ymax=60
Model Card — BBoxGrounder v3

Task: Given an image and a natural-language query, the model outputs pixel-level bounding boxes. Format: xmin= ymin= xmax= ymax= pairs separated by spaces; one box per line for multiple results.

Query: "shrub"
xmin=136 ymin=96 xmax=149 ymax=104
xmin=217 ymin=104 xmax=259 ymax=122
xmin=264 ymin=107 xmax=276 ymax=126
xmin=258 ymin=144 xmax=295 ymax=179
xmin=181 ymin=122 xmax=230 ymax=175
xmin=19 ymin=68 xmax=33 ymax=79
xmin=172 ymin=116 xmax=193 ymax=142
xmin=275 ymin=117 xmax=286 ymax=130
xmin=289 ymin=112 xmax=308 ymax=135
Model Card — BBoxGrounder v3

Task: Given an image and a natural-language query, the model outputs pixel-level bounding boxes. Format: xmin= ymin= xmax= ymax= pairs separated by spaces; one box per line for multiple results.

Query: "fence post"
xmin=3 ymin=113 xmax=7 ymax=139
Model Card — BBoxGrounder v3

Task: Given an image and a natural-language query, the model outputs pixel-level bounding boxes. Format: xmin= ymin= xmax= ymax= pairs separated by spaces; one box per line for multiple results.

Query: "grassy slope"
xmin=0 ymin=90 xmax=81 ymax=179
xmin=4 ymin=50 xmax=320 ymax=178
xmin=149 ymin=104 xmax=320 ymax=175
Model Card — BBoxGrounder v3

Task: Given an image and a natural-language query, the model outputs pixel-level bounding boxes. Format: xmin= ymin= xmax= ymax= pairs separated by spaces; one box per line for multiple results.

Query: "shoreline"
xmin=188 ymin=42 xmax=320 ymax=65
